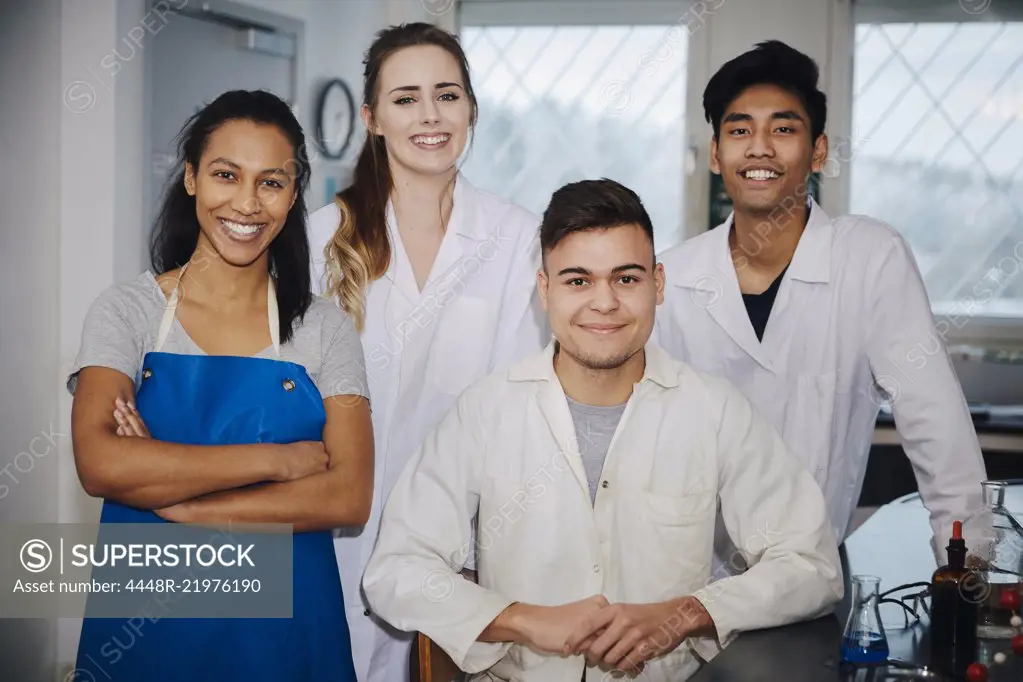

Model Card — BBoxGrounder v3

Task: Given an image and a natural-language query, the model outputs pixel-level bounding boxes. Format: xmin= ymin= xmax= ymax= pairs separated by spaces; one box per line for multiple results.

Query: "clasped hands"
xmin=520 ymin=594 xmax=715 ymax=677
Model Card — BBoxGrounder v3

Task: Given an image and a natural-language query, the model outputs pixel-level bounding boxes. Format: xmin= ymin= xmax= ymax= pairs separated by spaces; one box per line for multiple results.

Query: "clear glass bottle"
xmin=972 ymin=480 xmax=1023 ymax=639
xmin=841 ymin=575 xmax=890 ymax=664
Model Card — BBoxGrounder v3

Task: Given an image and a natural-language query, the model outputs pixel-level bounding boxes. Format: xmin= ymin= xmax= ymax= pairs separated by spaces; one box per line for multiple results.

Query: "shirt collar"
xmin=709 ymin=195 xmax=832 ymax=285
xmin=786 ymin=198 xmax=832 ymax=284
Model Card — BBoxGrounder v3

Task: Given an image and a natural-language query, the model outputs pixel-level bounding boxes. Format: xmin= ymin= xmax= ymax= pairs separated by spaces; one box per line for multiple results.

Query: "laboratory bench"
xmin=690 ymin=485 xmax=1023 ymax=682
xmin=862 ymin=405 xmax=1023 ymax=509
xmin=873 ymin=403 xmax=1023 ymax=451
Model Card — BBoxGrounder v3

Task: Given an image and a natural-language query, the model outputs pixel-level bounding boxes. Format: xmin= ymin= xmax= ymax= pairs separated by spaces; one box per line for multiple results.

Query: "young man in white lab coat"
xmin=363 ymin=179 xmax=843 ymax=682
xmin=654 ymin=40 xmax=988 ymax=569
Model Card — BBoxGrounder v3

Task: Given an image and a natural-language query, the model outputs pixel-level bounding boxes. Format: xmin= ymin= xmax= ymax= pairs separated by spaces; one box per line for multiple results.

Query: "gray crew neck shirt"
xmin=565 ymin=396 xmax=627 ymax=505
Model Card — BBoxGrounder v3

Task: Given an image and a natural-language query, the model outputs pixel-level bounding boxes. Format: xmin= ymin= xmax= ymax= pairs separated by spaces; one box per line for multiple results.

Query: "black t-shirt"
xmin=742 ymin=266 xmax=789 ymax=341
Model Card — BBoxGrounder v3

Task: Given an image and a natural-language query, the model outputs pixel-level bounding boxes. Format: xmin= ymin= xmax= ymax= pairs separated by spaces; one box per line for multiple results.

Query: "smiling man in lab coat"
xmin=363 ymin=178 xmax=843 ymax=681
xmin=654 ymin=40 xmax=988 ymax=570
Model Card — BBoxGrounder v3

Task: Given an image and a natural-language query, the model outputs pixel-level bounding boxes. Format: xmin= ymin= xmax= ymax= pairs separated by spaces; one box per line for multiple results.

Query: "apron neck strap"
xmin=155 ymin=263 xmax=281 ymax=357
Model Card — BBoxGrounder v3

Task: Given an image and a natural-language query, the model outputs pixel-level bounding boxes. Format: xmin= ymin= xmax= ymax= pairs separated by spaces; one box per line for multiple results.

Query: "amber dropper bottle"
xmin=930 ymin=520 xmax=980 ymax=679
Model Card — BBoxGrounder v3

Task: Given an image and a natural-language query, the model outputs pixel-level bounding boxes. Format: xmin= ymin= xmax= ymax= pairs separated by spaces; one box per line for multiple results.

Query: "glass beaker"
xmin=841 ymin=575 xmax=890 ymax=664
xmin=972 ymin=481 xmax=1023 ymax=639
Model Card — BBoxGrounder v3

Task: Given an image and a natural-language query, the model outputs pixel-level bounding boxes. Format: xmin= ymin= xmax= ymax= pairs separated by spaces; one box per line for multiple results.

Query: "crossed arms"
xmin=71 ymin=366 xmax=373 ymax=532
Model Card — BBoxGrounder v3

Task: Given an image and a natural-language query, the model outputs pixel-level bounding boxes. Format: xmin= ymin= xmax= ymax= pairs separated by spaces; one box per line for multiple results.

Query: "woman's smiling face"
xmin=364 ymin=44 xmax=473 ymax=178
xmin=185 ymin=118 xmax=298 ymax=268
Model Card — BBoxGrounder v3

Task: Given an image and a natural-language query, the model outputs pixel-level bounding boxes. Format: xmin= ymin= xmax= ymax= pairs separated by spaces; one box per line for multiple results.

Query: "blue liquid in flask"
xmin=841 ymin=575 xmax=890 ymax=665
xmin=840 ymin=630 xmax=889 ymax=664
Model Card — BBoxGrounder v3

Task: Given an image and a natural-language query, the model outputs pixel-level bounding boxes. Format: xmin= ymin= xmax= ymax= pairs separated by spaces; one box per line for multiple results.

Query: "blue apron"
xmin=74 ymin=274 xmax=358 ymax=682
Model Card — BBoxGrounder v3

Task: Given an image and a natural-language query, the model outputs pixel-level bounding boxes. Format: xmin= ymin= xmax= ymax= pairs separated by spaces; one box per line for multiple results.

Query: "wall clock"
xmin=316 ymin=78 xmax=356 ymax=160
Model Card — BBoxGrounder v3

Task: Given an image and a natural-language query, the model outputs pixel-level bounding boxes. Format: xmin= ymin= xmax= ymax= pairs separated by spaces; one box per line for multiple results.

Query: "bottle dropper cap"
xmin=947 ymin=519 xmax=967 ymax=569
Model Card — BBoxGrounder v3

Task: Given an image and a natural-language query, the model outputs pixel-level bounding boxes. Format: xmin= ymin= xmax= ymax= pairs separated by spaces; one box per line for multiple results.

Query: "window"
xmin=850 ymin=19 xmax=1023 ymax=323
xmin=459 ymin=21 xmax=689 ymax=252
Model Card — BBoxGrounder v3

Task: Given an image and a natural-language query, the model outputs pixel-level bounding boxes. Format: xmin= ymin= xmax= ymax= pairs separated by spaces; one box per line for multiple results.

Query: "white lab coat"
xmin=308 ymin=173 xmax=548 ymax=682
xmin=653 ymin=199 xmax=988 ymax=568
xmin=363 ymin=341 xmax=844 ymax=682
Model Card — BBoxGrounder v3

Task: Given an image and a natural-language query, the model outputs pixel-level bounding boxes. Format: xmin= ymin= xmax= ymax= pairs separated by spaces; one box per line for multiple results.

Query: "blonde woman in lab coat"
xmin=363 ymin=179 xmax=843 ymax=682
xmin=307 ymin=23 xmax=546 ymax=682
xmin=654 ymin=40 xmax=988 ymax=569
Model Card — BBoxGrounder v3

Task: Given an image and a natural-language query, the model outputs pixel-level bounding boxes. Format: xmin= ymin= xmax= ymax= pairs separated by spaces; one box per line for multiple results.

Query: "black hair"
xmin=149 ymin=89 xmax=312 ymax=344
xmin=540 ymin=178 xmax=655 ymax=266
xmin=703 ymin=40 xmax=827 ymax=141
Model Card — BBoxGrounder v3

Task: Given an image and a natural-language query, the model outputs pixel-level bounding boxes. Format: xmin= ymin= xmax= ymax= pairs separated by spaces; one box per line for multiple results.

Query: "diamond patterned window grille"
xmin=459 ymin=25 xmax=688 ymax=252
xmin=851 ymin=22 xmax=1023 ymax=318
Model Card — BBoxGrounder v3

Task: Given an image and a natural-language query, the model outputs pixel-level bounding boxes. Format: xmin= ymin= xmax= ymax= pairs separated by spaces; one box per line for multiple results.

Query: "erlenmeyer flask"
xmin=972 ymin=480 xmax=1023 ymax=639
xmin=841 ymin=575 xmax=890 ymax=664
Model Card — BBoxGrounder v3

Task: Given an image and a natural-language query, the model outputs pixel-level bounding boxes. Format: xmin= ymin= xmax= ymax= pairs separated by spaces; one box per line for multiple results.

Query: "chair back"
xmin=410 ymin=632 xmax=465 ymax=682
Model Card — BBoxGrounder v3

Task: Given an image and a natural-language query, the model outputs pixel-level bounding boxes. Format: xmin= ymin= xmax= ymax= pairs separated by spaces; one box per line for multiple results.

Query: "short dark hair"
xmin=703 ymin=40 xmax=827 ymax=141
xmin=540 ymin=179 xmax=655 ymax=266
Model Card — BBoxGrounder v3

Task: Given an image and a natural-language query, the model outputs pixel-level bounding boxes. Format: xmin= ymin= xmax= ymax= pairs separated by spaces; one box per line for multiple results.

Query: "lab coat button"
xmin=593 ymin=564 xmax=600 ymax=573
xmin=601 ymin=480 xmax=609 ymax=489
xmin=363 ymin=608 xmax=371 ymax=617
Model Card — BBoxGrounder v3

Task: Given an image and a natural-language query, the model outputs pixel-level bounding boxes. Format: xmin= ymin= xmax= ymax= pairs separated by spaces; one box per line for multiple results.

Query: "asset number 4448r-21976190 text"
xmin=123 ymin=578 xmax=262 ymax=593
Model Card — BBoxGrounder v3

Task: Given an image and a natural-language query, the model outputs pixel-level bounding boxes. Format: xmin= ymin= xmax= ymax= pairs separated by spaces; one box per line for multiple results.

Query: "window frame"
xmin=851 ymin=1 xmax=1023 ymax=341
xmin=853 ymin=0 xmax=1023 ymax=25
xmin=460 ymin=0 xmax=713 ymax=27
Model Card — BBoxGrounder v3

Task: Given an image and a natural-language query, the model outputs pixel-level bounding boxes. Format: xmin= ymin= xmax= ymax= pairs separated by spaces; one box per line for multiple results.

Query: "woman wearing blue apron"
xmin=67 ymin=90 xmax=372 ymax=681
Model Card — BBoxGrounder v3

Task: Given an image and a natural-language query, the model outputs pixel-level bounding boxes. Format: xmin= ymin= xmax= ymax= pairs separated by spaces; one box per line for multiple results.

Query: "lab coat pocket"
xmin=639 ymin=490 xmax=716 ymax=586
xmin=644 ymin=490 xmax=717 ymax=526
xmin=789 ymin=372 xmax=837 ymax=490
xmin=428 ymin=296 xmax=496 ymax=396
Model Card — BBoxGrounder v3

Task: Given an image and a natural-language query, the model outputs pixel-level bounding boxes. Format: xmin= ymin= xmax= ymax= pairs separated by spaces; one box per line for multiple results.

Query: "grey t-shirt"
xmin=67 ymin=271 xmax=369 ymax=400
xmin=565 ymin=396 xmax=627 ymax=505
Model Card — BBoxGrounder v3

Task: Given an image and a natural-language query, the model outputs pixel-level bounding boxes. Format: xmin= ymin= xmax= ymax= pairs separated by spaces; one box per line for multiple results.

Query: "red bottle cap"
xmin=953 ymin=520 xmax=962 ymax=540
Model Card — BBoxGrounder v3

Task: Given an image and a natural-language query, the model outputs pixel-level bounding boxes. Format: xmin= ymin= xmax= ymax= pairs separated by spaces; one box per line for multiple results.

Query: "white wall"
xmin=1 ymin=0 xmax=63 ymax=678
xmin=54 ymin=0 xmax=151 ymax=674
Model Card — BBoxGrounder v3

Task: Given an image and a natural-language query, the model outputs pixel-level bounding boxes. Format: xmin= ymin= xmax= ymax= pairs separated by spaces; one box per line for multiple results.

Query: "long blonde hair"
xmin=324 ymin=133 xmax=390 ymax=332
xmin=323 ymin=23 xmax=478 ymax=331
